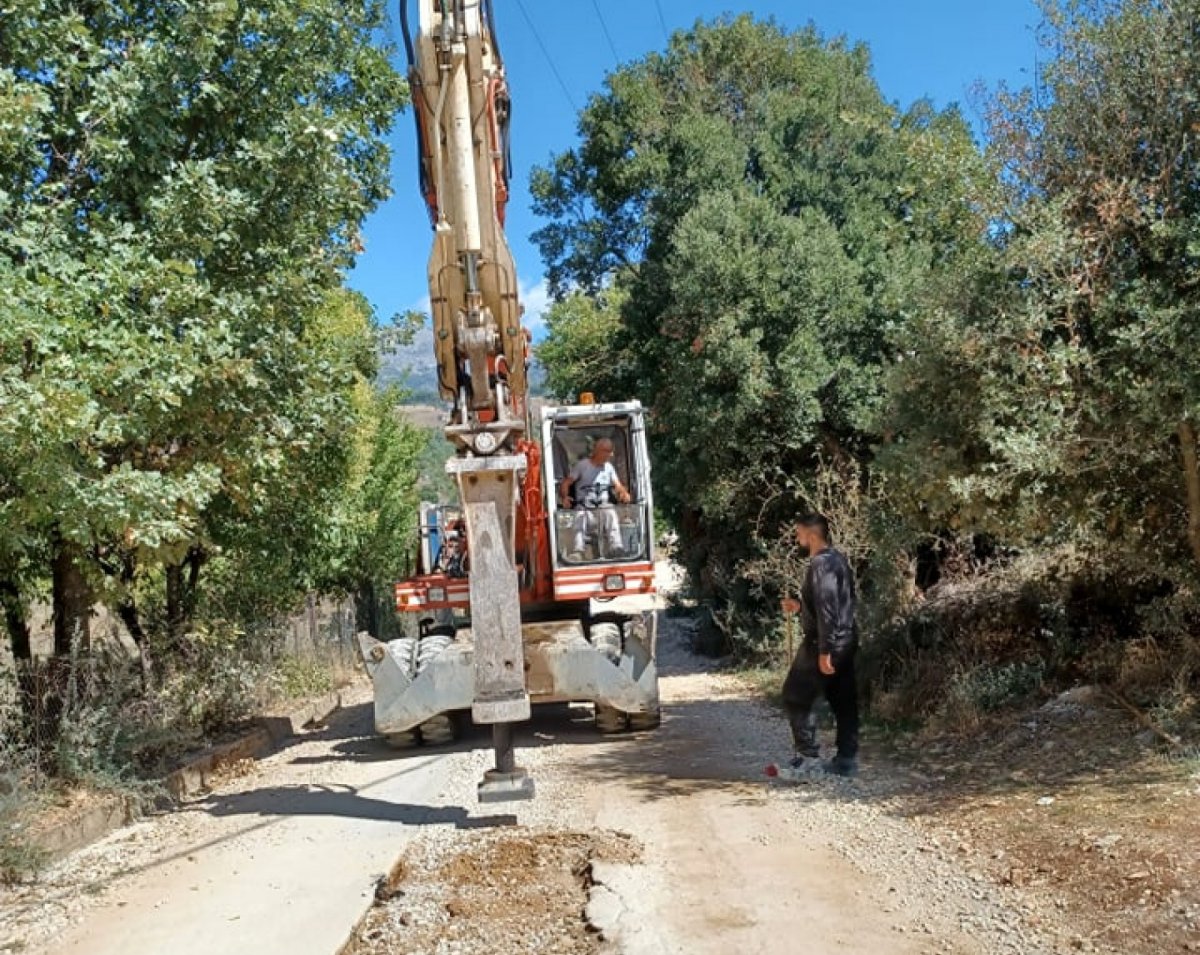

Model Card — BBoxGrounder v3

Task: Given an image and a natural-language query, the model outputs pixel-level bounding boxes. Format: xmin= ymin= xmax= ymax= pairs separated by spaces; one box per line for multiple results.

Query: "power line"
xmin=653 ymin=0 xmax=670 ymax=44
xmin=512 ymin=0 xmax=578 ymax=113
xmin=590 ymin=0 xmax=621 ymax=66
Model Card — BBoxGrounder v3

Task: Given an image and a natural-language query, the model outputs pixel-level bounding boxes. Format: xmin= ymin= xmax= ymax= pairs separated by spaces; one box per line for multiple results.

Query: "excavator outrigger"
xmin=356 ymin=0 xmax=660 ymax=803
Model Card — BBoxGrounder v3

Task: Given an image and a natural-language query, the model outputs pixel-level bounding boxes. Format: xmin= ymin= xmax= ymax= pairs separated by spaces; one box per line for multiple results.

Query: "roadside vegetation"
xmin=534 ymin=2 xmax=1200 ymax=741
xmin=0 ymin=0 xmax=434 ymax=881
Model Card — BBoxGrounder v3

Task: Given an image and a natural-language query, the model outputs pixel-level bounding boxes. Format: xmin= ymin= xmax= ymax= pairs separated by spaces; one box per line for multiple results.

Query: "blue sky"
xmin=349 ymin=1 xmax=1043 ymax=335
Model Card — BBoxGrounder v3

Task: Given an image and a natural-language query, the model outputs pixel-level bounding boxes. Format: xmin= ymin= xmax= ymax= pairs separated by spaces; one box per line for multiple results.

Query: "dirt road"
xmin=3 ymin=615 xmax=1067 ymax=955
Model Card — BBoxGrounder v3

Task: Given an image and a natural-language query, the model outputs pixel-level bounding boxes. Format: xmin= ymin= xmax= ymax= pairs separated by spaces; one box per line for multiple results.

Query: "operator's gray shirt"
xmin=569 ymin=458 xmax=619 ymax=505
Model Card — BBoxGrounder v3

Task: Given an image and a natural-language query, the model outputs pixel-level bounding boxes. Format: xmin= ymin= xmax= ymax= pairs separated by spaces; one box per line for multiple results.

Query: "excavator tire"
xmin=418 ymin=714 xmax=455 ymax=747
xmin=595 ymin=703 xmax=629 ymax=734
xmin=417 ymin=627 xmax=456 ymax=746
xmin=629 ymin=708 xmax=662 ymax=731
xmin=590 ymin=620 xmax=628 ymax=733
xmin=588 ymin=621 xmax=623 ymax=663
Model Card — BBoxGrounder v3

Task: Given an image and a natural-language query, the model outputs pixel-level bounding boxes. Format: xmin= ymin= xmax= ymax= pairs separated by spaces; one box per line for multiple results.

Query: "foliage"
xmin=538 ymin=288 xmax=627 ymax=401
xmin=881 ymin=0 xmax=1200 ymax=576
xmin=0 ymin=671 xmax=46 ymax=884
xmin=273 ymin=654 xmax=337 ymax=701
xmin=0 ymin=0 xmax=430 ymax=801
xmin=538 ymin=3 xmax=1200 ymax=726
xmin=323 ymin=383 xmax=426 ymax=636
xmin=532 ymin=15 xmax=988 ymax=618
xmin=414 ymin=427 xmax=458 ymax=505
xmin=0 ymin=0 xmax=407 ymax=653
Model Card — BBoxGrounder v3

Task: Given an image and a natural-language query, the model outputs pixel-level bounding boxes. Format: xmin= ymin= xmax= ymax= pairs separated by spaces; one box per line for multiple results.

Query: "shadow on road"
xmin=279 ymin=616 xmax=1179 ymax=815
xmin=198 ymin=778 xmax=518 ymax=830
xmin=287 ymin=700 xmax=645 ymax=766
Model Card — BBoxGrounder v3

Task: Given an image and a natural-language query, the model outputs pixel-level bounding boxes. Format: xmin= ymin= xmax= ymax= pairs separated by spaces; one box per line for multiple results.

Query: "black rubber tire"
xmin=385 ymin=731 xmax=419 ymax=749
xmin=416 ymin=628 xmax=457 ymax=746
xmin=629 ymin=708 xmax=662 ymax=731
xmin=418 ymin=713 xmax=455 ymax=746
xmin=595 ymin=703 xmax=629 ymax=734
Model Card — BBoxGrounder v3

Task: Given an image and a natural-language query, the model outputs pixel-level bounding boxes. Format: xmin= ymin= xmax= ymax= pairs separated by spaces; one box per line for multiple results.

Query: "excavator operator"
xmin=558 ymin=438 xmax=631 ymax=559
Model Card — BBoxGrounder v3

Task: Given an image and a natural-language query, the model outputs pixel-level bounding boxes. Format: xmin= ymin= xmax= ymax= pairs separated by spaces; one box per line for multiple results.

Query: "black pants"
xmin=781 ymin=647 xmax=859 ymax=759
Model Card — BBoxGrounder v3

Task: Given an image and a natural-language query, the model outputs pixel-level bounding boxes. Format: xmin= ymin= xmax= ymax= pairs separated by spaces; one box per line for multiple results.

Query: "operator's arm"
xmin=609 ymin=466 xmax=632 ymax=504
xmin=560 ymin=462 xmax=580 ymax=508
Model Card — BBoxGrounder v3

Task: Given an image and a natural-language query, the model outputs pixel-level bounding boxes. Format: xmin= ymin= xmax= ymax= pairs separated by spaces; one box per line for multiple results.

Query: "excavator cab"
xmin=543 ymin=401 xmax=656 ymax=596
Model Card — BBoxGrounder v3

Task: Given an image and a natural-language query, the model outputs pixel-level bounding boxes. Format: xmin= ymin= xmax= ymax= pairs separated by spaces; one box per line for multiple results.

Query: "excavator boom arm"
xmin=405 ymin=0 xmax=527 ymax=435
xmin=400 ymin=0 xmax=534 ymax=801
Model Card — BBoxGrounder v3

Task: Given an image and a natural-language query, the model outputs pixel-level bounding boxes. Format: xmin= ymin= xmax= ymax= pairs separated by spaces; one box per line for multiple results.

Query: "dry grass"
xmin=879 ymin=695 xmax=1200 ymax=954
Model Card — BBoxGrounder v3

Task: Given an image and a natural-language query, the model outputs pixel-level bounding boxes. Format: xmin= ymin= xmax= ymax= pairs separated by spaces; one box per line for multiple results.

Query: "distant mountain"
xmin=378 ymin=328 xmax=547 ymax=404
xmin=378 ymin=323 xmax=444 ymax=402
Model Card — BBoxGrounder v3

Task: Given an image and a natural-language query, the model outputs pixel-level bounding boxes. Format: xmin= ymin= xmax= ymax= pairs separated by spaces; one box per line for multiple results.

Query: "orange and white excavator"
xmin=356 ymin=0 xmax=659 ymax=803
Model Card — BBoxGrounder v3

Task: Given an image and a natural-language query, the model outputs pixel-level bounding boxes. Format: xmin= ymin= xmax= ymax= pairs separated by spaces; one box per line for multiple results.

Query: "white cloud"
xmin=519 ymin=278 xmax=551 ymax=334
xmin=405 ymin=294 xmax=432 ymax=319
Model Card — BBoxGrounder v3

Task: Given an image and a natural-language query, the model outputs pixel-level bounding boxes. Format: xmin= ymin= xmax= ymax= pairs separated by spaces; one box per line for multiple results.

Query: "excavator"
xmin=356 ymin=0 xmax=660 ymax=803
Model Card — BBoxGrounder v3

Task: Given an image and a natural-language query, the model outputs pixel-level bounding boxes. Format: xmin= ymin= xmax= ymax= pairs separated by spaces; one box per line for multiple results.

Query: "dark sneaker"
xmin=823 ymin=756 xmax=858 ymax=778
xmin=789 ymin=753 xmax=821 ymax=770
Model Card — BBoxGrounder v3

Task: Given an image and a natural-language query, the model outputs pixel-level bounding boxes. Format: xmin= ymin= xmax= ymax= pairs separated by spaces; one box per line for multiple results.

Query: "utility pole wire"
xmin=590 ymin=0 xmax=621 ymax=66
xmin=653 ymin=0 xmax=670 ymax=44
xmin=513 ymin=0 xmax=578 ymax=112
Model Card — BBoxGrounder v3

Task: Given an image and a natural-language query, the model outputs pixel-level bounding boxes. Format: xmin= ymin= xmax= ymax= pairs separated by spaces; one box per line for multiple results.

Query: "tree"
xmin=880 ymin=0 xmax=1200 ymax=585
xmin=0 ymin=0 xmax=407 ymax=659
xmin=335 ymin=385 xmax=426 ymax=638
xmin=537 ymin=288 xmax=627 ymax=401
xmin=532 ymin=16 xmax=986 ymax=614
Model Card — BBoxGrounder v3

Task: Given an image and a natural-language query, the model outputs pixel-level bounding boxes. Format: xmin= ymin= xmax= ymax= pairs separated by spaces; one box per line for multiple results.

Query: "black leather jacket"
xmin=800 ymin=548 xmax=859 ymax=659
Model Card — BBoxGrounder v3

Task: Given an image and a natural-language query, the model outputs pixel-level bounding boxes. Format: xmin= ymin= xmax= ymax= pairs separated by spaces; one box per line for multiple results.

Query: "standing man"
xmin=780 ymin=513 xmax=860 ymax=777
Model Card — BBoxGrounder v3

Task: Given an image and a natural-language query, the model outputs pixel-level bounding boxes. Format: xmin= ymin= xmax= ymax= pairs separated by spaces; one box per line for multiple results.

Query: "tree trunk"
xmin=355 ymin=581 xmax=378 ymax=638
xmin=116 ymin=597 xmax=155 ymax=689
xmin=166 ymin=562 xmax=183 ymax=642
xmin=1179 ymin=419 xmax=1200 ymax=569
xmin=167 ymin=546 xmax=206 ymax=642
xmin=182 ymin=546 xmax=204 ymax=624
xmin=52 ymin=536 xmax=91 ymax=657
xmin=0 ymin=578 xmax=31 ymax=662
xmin=116 ymin=599 xmax=147 ymax=649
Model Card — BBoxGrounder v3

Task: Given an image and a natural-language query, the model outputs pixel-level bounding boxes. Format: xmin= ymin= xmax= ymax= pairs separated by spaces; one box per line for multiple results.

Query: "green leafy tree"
xmin=0 ymin=0 xmax=406 ymax=660
xmin=537 ymin=288 xmax=627 ymax=401
xmin=880 ymin=0 xmax=1200 ymax=584
xmin=532 ymin=16 xmax=985 ymax=614
xmin=324 ymin=382 xmax=426 ymax=639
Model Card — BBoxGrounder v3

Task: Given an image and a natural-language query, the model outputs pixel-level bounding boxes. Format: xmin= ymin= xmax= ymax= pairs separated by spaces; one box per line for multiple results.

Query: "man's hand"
xmin=819 ymin=653 xmax=836 ymax=676
xmin=780 ymin=597 xmax=801 ymax=615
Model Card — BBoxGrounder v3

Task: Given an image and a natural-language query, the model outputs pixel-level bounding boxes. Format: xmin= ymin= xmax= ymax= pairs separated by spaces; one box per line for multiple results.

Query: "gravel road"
xmin=3 ymin=578 xmax=1076 ymax=955
xmin=346 ymin=606 xmax=1073 ymax=955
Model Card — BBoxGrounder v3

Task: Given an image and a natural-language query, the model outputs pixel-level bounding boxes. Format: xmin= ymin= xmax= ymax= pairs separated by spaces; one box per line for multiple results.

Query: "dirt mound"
xmin=345 ymin=828 xmax=641 ymax=955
